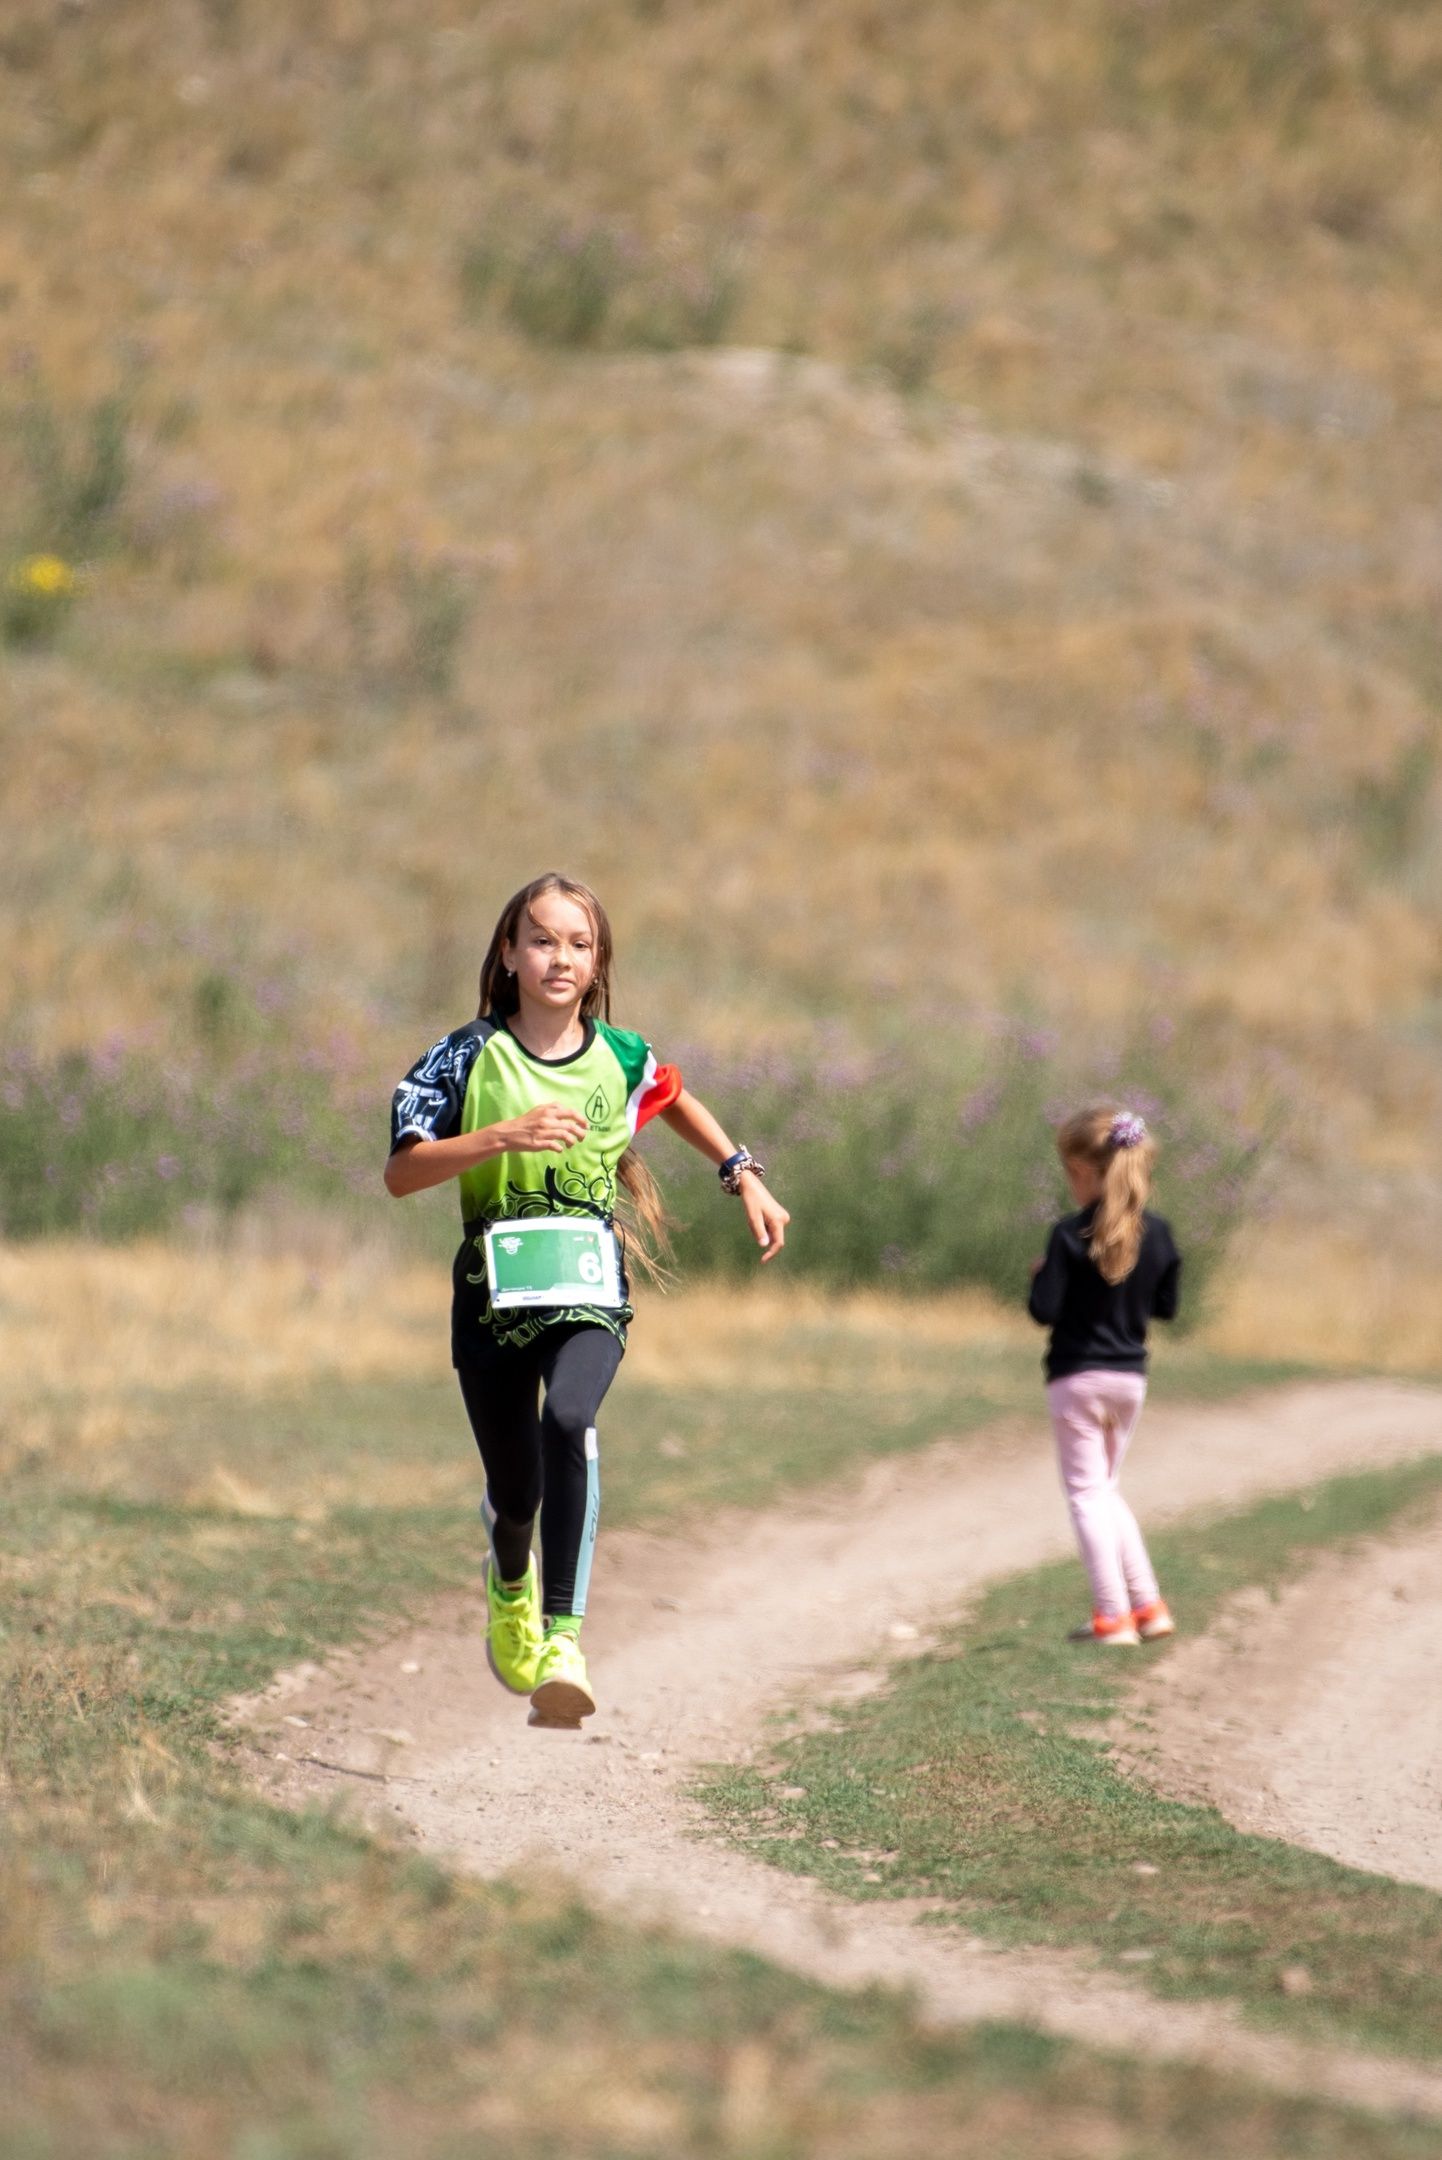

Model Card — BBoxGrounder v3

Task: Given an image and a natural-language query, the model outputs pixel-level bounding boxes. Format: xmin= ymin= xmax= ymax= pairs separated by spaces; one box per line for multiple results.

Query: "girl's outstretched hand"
xmin=506 ymin=1102 xmax=589 ymax=1154
xmin=741 ymin=1175 xmax=790 ymax=1263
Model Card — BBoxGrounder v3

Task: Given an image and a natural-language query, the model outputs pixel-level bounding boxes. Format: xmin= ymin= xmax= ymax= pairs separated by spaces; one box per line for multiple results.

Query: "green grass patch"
xmin=702 ymin=1452 xmax=1442 ymax=2062
xmin=460 ymin=216 xmax=742 ymax=353
xmin=12 ymin=1833 xmax=1442 ymax=2159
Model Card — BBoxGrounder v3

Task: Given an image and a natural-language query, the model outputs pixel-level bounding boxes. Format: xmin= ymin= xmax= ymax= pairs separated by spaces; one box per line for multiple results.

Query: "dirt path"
xmin=240 ymin=1379 xmax=1442 ymax=2119
xmin=1116 ymin=1502 xmax=1442 ymax=1894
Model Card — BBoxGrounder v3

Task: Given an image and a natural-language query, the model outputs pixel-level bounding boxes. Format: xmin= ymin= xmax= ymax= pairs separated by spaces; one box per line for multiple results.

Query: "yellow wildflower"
xmin=12 ymin=554 xmax=76 ymax=596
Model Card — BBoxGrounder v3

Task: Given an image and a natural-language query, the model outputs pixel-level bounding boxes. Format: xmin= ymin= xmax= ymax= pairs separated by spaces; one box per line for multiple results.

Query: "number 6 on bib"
xmin=483 ymin=1218 xmax=624 ymax=1309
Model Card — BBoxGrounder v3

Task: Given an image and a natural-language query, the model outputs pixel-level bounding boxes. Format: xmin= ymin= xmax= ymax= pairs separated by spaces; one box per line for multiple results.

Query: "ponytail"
xmin=1055 ymin=1104 xmax=1156 ymax=1285
xmin=1090 ymin=1140 xmax=1152 ymax=1284
xmin=616 ymin=1147 xmax=675 ymax=1287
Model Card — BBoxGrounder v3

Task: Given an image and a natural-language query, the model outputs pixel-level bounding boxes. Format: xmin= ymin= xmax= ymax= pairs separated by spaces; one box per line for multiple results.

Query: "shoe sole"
xmin=1067 ymin=1629 xmax=1142 ymax=1645
xmin=528 ymin=1675 xmax=597 ymax=1728
xmin=1137 ymin=1620 xmax=1175 ymax=1641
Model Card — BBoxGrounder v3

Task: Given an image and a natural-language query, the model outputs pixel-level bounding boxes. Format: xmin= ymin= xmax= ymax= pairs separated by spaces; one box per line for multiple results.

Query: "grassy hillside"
xmin=1 ymin=0 xmax=1439 ymax=1244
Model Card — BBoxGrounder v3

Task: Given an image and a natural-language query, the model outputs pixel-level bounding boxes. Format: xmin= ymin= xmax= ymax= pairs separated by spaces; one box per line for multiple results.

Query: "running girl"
xmin=385 ymin=872 xmax=789 ymax=1727
xmin=1027 ymin=1105 xmax=1181 ymax=1646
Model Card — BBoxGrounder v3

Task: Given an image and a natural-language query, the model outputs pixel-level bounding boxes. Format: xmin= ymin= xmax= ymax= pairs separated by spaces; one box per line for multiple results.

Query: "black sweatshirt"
xmin=1027 ymin=1205 xmax=1182 ymax=1381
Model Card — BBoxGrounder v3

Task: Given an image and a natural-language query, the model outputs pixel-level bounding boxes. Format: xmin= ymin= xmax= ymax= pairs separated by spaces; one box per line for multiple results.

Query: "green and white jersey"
xmin=390 ymin=1013 xmax=666 ymax=1357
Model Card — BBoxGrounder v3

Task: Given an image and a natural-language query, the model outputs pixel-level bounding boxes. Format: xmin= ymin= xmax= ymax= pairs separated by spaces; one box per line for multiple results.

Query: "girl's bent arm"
xmin=659 ymin=1088 xmax=791 ymax=1262
xmin=1153 ymin=1244 xmax=1182 ymax=1322
xmin=384 ymin=1102 xmax=588 ymax=1198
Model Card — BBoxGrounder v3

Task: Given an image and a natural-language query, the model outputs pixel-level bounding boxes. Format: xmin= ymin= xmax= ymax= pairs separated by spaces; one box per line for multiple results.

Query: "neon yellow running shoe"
xmin=485 ymin=1555 xmax=543 ymax=1694
xmin=528 ymin=1628 xmax=596 ymax=1728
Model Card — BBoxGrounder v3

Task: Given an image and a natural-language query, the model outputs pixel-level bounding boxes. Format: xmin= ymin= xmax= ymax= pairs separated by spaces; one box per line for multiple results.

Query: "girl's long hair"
xmin=1055 ymin=1103 xmax=1156 ymax=1285
xmin=477 ymin=872 xmax=673 ymax=1279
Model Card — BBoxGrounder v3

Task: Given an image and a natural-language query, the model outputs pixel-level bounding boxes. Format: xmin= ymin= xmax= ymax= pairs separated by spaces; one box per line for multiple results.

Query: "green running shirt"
xmin=390 ymin=1014 xmax=665 ymax=1356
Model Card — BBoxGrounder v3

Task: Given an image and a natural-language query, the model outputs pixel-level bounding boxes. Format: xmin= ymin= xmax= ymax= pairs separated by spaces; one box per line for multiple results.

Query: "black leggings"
xmin=457 ymin=1323 xmax=623 ymax=1619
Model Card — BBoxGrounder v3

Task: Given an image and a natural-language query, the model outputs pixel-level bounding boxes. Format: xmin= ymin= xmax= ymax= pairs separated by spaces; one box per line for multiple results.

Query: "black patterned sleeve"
xmin=388 ymin=1026 xmax=479 ymax=1154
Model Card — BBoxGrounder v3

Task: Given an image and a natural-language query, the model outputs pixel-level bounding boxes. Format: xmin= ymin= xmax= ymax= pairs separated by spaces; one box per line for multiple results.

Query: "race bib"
xmin=483 ymin=1218 xmax=624 ymax=1310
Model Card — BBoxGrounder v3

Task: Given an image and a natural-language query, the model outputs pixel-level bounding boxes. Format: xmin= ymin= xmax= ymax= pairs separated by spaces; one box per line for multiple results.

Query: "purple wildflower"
xmin=958 ymin=1083 xmax=1000 ymax=1133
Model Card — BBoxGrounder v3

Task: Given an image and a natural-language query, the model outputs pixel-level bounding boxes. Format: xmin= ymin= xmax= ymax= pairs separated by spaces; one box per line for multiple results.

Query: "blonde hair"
xmin=1055 ymin=1102 xmax=1156 ymax=1285
xmin=477 ymin=872 xmax=673 ymax=1280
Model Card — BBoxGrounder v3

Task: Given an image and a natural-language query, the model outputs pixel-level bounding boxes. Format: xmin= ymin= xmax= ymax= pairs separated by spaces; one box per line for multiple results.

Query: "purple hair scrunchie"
xmin=1109 ymin=1111 xmax=1148 ymax=1150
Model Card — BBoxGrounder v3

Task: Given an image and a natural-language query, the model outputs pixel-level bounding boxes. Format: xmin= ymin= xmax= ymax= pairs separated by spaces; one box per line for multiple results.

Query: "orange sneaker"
xmin=1131 ymin=1600 xmax=1175 ymax=1641
xmin=1067 ymin=1612 xmax=1141 ymax=1646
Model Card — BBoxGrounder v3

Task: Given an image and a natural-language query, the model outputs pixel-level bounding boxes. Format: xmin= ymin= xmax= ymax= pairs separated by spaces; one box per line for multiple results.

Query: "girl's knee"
xmin=540 ymin=1393 xmax=595 ymax=1458
xmin=1067 ymin=1485 xmax=1111 ymax=1513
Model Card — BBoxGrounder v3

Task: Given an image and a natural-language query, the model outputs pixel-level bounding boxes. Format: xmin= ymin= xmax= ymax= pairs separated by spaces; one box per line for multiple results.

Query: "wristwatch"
xmin=718 ymin=1147 xmax=764 ymax=1195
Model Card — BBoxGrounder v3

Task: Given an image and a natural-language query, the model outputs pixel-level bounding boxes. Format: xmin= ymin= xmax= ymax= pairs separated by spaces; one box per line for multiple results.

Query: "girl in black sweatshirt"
xmin=1028 ymin=1105 xmax=1181 ymax=1645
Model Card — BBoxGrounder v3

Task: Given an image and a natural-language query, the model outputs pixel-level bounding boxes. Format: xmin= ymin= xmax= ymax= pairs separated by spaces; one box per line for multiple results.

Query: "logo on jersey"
xmin=586 ymin=1086 xmax=610 ymax=1126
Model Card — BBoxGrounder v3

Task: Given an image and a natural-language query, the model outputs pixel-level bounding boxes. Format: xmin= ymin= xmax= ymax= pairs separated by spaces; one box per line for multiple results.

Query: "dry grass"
xmin=0 ymin=1234 xmax=435 ymax=1489
xmin=0 ymin=0 xmax=1439 ymax=1231
xmin=1207 ymin=1225 xmax=1442 ymax=1374
xmin=0 ymin=1236 xmax=438 ymax=1405
xmin=0 ymin=1235 xmax=1029 ymax=1422
xmin=625 ymin=1270 xmax=1039 ymax=1387
xmin=0 ymin=1239 xmax=1071 ymax=1519
xmin=3 ymin=1227 xmax=1436 ymax=1498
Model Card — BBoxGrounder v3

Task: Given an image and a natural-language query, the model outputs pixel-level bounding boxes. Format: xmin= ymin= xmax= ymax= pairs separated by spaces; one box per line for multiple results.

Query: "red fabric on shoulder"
xmin=633 ymin=1063 xmax=683 ymax=1130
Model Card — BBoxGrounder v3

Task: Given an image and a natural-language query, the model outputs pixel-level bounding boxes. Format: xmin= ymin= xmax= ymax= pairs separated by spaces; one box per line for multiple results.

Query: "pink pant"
xmin=1046 ymin=1369 xmax=1159 ymax=1620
